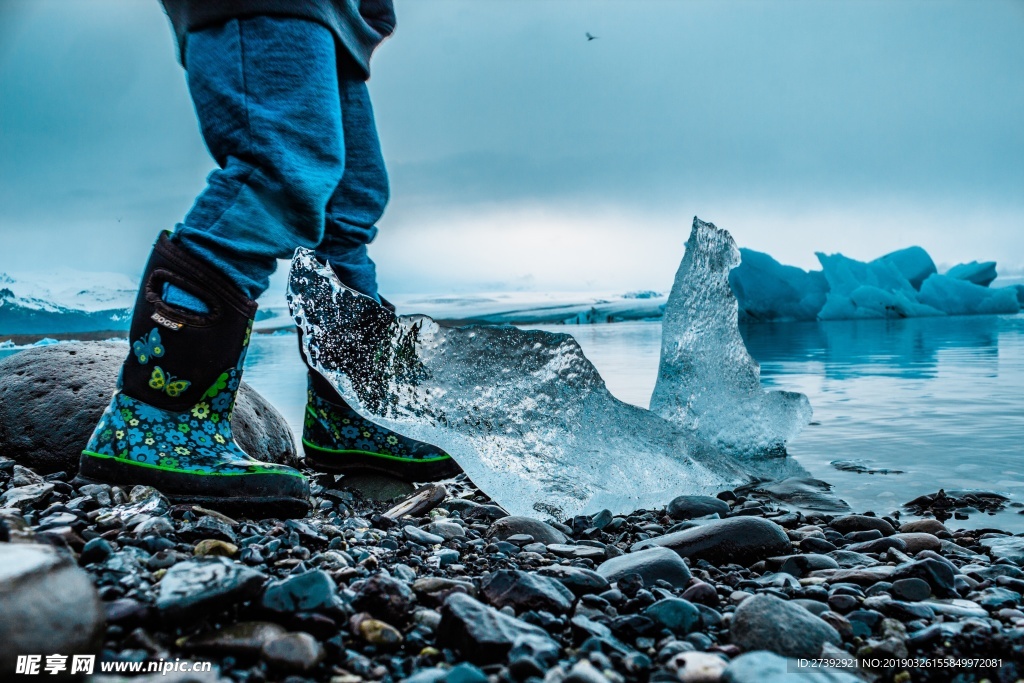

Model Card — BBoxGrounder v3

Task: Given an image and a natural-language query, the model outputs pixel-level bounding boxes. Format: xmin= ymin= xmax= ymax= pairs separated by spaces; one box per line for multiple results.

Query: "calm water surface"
xmin=243 ymin=314 xmax=1024 ymax=531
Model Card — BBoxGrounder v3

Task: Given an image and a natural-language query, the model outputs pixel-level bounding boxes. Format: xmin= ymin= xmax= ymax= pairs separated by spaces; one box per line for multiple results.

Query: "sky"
xmin=1 ymin=0 xmax=1022 ymax=300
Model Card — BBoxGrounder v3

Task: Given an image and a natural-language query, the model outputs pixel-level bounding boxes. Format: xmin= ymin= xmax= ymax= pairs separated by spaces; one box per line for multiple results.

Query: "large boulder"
xmin=632 ymin=517 xmax=791 ymax=566
xmin=0 ymin=342 xmax=298 ymax=474
xmin=0 ymin=543 xmax=104 ymax=673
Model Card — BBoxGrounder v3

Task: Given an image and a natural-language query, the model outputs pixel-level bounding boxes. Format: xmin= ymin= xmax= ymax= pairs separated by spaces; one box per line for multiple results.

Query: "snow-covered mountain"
xmin=0 ymin=269 xmax=136 ymax=335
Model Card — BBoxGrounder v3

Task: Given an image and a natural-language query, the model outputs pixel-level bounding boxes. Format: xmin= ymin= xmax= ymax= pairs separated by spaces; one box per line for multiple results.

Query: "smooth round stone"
xmin=505 ymin=534 xmax=535 ymax=546
xmin=643 ymin=598 xmax=701 ymax=634
xmin=667 ymin=495 xmax=730 ymax=520
xmin=0 ymin=543 xmax=104 ymax=673
xmin=261 ymin=632 xmax=324 ymax=672
xmin=792 ymin=599 xmax=830 ymax=616
xmin=730 ymin=593 xmax=841 ymax=659
xmin=261 ymin=569 xmax=337 ymax=613
xmin=351 ymin=574 xmax=416 ymax=625
xmin=829 ymin=515 xmax=895 ymax=537
xmin=891 ymin=577 xmax=931 ymax=602
xmin=890 ymin=558 xmax=957 ymax=598
xmin=537 ymin=565 xmax=610 ymax=597
xmin=547 ymin=544 xmax=605 ymax=560
xmin=826 ymin=594 xmax=858 ymax=613
xmin=724 ymin=651 xmax=862 ymax=683
xmin=632 ymin=517 xmax=791 ymax=566
xmin=424 ymin=521 xmax=467 ymax=540
xmin=596 ymin=547 xmax=692 ymax=589
xmin=899 ymin=519 xmax=948 ymax=535
xmin=681 ymin=581 xmax=719 ymax=606
xmin=668 ymin=651 xmax=728 ymax=683
xmin=893 ymin=532 xmax=941 ymax=554
xmin=405 ymin=525 xmax=445 ymax=545
xmin=486 ymin=517 xmax=567 ymax=545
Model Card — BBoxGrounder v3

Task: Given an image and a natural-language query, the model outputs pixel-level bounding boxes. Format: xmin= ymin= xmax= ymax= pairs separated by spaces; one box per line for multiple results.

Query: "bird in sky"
xmin=586 ymin=32 xmax=598 ymax=41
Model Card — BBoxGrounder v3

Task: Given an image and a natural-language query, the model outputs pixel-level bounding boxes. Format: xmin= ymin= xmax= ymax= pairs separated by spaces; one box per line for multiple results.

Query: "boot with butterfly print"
xmin=75 ymin=233 xmax=310 ymax=518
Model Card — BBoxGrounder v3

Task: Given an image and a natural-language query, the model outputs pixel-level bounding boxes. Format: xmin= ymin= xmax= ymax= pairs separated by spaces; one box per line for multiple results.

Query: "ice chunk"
xmin=287 ymin=218 xmax=811 ymax=519
xmin=816 ymin=252 xmax=944 ymax=320
xmin=918 ymin=274 xmax=1020 ymax=316
xmin=729 ymin=248 xmax=827 ymax=322
xmin=650 ymin=219 xmax=812 ymax=456
xmin=873 ymin=246 xmax=937 ymax=290
xmin=946 ymin=261 xmax=998 ymax=287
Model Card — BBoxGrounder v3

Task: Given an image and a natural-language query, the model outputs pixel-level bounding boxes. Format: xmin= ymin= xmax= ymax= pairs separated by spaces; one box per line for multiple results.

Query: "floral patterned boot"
xmin=76 ymin=233 xmax=309 ymax=518
xmin=299 ymin=289 xmax=462 ymax=482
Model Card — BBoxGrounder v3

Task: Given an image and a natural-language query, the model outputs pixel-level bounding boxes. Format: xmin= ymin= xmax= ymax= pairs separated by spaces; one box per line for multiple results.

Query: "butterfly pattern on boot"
xmin=83 ymin=323 xmax=300 ymax=478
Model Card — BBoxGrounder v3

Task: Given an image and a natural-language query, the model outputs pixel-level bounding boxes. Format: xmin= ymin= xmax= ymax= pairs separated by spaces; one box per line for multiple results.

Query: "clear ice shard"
xmin=650 ymin=219 xmax=813 ymax=457
xmin=287 ymin=217 xmax=811 ymax=519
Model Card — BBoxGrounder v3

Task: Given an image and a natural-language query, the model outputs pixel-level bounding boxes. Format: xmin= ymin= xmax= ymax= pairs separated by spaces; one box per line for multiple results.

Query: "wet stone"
xmin=261 ymin=569 xmax=338 ymax=613
xmin=437 ymin=593 xmax=558 ymax=665
xmin=547 ymin=543 xmax=606 ymax=560
xmin=634 ymin=516 xmax=791 ymax=566
xmin=537 ymin=565 xmax=610 ymax=597
xmin=260 ymin=631 xmax=324 ymax=672
xmin=487 ymin=516 xmax=568 ymax=545
xmin=643 ymin=597 xmax=701 ymax=634
xmin=351 ymin=573 xmax=416 ymax=625
xmin=481 ymin=569 xmax=576 ymax=614
xmin=891 ymin=577 xmax=931 ymax=602
xmin=829 ymin=514 xmax=895 ymax=536
xmin=156 ymin=557 xmax=266 ymax=619
xmin=730 ymin=593 xmax=841 ymax=659
xmin=667 ymin=495 xmax=730 ymax=520
xmin=405 ymin=524 xmax=445 ymax=545
xmin=596 ymin=546 xmax=692 ymax=589
xmin=424 ymin=520 xmax=466 ymax=540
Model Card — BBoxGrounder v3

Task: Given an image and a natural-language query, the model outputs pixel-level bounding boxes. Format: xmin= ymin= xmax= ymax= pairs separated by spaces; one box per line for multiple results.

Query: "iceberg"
xmin=946 ymin=261 xmax=998 ymax=287
xmin=731 ymin=247 xmax=1020 ymax=322
xmin=287 ymin=218 xmax=811 ymax=519
xmin=729 ymin=249 xmax=828 ymax=322
xmin=918 ymin=274 xmax=1021 ymax=316
xmin=874 ymin=246 xmax=937 ymax=290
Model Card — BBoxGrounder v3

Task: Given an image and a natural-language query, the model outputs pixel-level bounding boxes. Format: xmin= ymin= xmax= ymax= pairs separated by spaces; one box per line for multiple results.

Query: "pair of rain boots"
xmin=76 ymin=234 xmax=459 ymax=519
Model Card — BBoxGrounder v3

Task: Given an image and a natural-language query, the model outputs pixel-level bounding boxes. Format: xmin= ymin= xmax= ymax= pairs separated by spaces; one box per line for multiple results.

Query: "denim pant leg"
xmin=315 ymin=79 xmax=389 ymax=301
xmin=174 ymin=17 xmax=345 ymax=301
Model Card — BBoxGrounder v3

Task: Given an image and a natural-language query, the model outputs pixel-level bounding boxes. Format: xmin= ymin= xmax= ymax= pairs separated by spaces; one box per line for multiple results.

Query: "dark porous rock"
xmin=437 ymin=592 xmax=558 ymax=665
xmin=596 ymin=547 xmax=692 ymax=588
xmin=351 ymin=573 xmax=417 ymax=624
xmin=643 ymin=597 xmax=701 ymax=634
xmin=633 ymin=517 xmax=791 ymax=566
xmin=156 ymin=556 xmax=266 ymax=619
xmin=486 ymin=516 xmax=568 ymax=545
xmin=829 ymin=514 xmax=895 ymax=537
xmin=723 ymin=650 xmax=862 ymax=683
xmin=481 ymin=569 xmax=575 ymax=614
xmin=890 ymin=558 xmax=957 ymax=598
xmin=730 ymin=593 xmax=841 ymax=659
xmin=537 ymin=565 xmax=610 ymax=597
xmin=0 ymin=342 xmax=298 ymax=474
xmin=260 ymin=631 xmax=325 ymax=672
xmin=261 ymin=569 xmax=338 ymax=613
xmin=667 ymin=495 xmax=730 ymax=520
xmin=0 ymin=543 xmax=104 ymax=674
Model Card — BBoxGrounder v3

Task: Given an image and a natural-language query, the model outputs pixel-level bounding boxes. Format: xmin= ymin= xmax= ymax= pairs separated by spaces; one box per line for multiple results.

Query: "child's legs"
xmin=175 ymin=16 xmax=345 ymax=301
xmin=315 ymin=79 xmax=389 ymax=301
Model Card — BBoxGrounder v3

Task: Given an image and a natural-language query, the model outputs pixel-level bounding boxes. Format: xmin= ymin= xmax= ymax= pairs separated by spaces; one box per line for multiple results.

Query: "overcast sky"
xmin=1 ymin=0 xmax=1022 ymax=298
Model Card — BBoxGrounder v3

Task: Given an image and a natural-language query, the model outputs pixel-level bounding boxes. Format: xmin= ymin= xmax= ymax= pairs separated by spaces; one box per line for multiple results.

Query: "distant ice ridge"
xmin=288 ymin=217 xmax=811 ymax=519
xmin=0 ymin=269 xmax=135 ymax=334
xmin=731 ymin=246 xmax=1022 ymax=322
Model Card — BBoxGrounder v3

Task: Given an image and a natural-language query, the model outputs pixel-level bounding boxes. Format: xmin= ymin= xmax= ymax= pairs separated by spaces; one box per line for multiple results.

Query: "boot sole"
xmin=302 ymin=439 xmax=463 ymax=482
xmin=75 ymin=452 xmax=310 ymax=519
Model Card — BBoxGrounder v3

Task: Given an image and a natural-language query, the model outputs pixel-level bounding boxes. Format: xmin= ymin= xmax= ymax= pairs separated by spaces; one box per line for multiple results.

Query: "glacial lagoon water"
xmin=242 ymin=313 xmax=1024 ymax=530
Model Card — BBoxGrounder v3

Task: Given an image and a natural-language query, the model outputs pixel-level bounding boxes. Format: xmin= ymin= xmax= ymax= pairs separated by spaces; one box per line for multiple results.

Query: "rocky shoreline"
xmin=2 ymin=460 xmax=1023 ymax=683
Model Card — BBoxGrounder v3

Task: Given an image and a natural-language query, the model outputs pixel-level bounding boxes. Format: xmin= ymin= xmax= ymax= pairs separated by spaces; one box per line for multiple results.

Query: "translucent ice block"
xmin=287 ymin=218 xmax=811 ymax=519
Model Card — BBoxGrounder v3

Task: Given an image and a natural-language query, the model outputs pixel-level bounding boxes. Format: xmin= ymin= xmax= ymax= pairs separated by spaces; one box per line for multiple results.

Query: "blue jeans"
xmin=173 ymin=15 xmax=386 ymax=301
